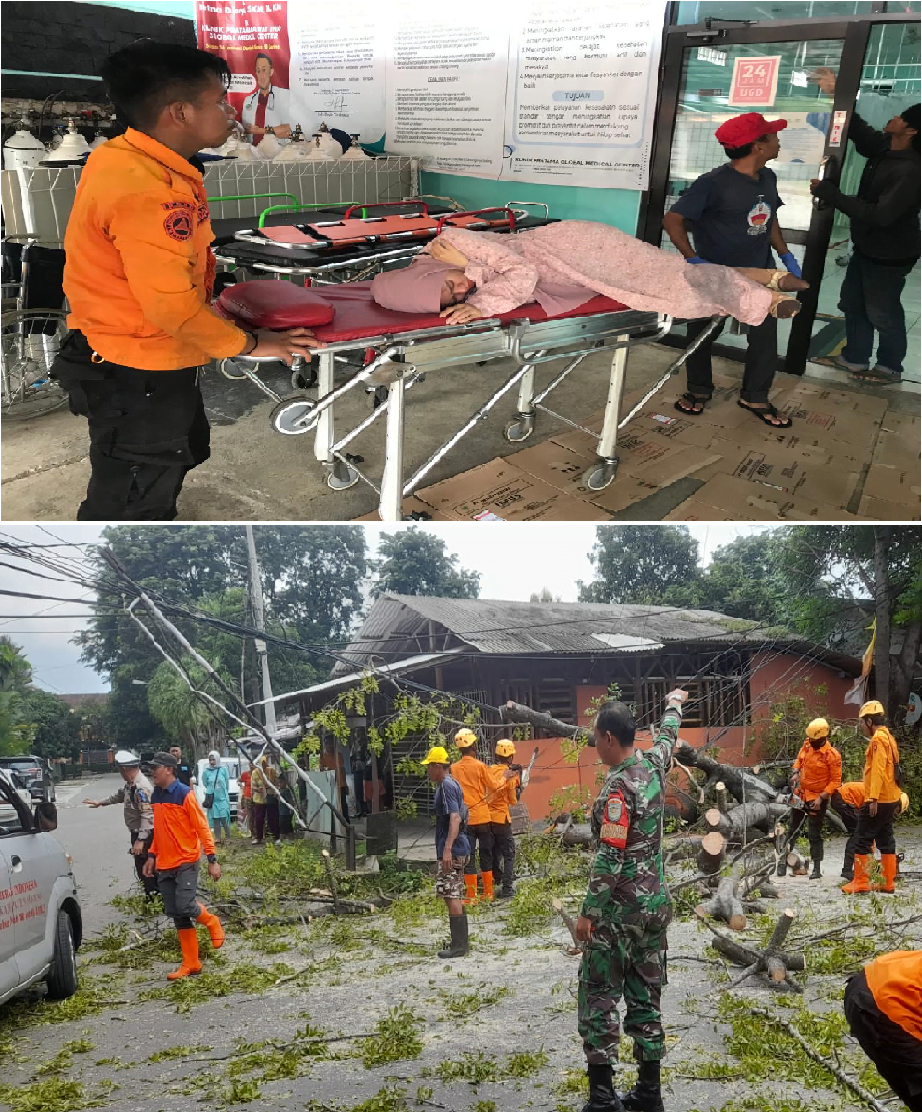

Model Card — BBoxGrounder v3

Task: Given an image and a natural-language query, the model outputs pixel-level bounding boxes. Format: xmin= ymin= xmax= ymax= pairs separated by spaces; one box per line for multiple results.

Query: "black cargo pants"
xmin=51 ymin=331 xmax=210 ymax=521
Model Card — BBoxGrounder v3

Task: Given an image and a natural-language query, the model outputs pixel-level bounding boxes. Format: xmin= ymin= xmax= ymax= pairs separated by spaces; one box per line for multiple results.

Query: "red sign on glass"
xmin=728 ymin=55 xmax=782 ymax=109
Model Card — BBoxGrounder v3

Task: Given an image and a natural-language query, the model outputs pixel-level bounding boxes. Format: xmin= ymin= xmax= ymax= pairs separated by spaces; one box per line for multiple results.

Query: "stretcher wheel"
xmin=270 ymin=394 xmax=317 ymax=435
xmin=326 ymin=459 xmax=360 ymax=490
xmin=291 ymin=366 xmax=317 ymax=391
xmin=583 ymin=459 xmax=619 ymax=491
xmin=504 ymin=415 xmax=535 ymax=443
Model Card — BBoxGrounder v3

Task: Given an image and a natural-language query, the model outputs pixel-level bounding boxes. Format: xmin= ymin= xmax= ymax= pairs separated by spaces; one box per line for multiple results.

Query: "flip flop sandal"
xmin=737 ymin=401 xmax=793 ymax=428
xmin=674 ymin=392 xmax=709 ymax=416
xmin=850 ymin=368 xmax=902 ymax=385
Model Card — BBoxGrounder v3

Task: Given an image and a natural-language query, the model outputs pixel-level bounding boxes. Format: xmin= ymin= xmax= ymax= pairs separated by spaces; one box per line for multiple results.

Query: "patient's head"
xmin=372 ymin=256 xmax=463 ymax=315
xmin=440 ymin=270 xmax=474 ymax=309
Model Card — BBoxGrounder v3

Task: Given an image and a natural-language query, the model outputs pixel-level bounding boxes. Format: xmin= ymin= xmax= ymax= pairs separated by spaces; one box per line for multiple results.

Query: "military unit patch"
xmin=163 ymin=210 xmax=194 ymax=241
xmin=600 ymin=790 xmax=629 ymax=848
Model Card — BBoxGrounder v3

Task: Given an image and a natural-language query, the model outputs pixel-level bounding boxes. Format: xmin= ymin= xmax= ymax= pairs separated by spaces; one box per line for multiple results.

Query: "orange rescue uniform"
xmin=865 ymin=950 xmax=922 ymax=1041
xmin=864 ymin=727 xmax=902 ymax=804
xmin=792 ymin=740 xmax=842 ymax=802
xmin=837 ymin=781 xmax=865 ymax=808
xmin=451 ymin=756 xmax=492 ymax=826
xmin=63 ymin=128 xmax=248 ymax=370
xmin=150 ymin=779 xmax=215 ymax=870
xmin=487 ymin=764 xmax=519 ymax=824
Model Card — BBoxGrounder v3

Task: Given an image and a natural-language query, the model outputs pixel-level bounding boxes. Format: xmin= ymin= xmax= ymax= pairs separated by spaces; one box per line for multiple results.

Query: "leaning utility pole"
xmin=245 ymin=524 xmax=277 ymax=740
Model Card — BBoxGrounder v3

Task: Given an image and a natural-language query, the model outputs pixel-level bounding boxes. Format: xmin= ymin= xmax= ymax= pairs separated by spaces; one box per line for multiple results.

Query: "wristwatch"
xmin=265 ymin=126 xmax=275 ymax=136
xmin=207 ymin=854 xmax=218 ymax=864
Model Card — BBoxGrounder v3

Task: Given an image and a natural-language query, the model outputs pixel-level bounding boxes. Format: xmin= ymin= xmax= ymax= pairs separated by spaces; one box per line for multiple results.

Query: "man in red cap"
xmin=663 ymin=112 xmax=801 ymax=429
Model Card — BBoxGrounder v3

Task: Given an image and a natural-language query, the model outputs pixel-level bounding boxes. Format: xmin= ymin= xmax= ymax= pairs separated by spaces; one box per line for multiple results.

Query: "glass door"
xmin=807 ymin=21 xmax=921 ymax=392
xmin=642 ymin=14 xmax=920 ymax=376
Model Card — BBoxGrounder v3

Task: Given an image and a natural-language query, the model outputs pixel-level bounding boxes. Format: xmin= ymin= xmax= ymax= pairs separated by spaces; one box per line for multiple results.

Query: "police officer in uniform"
xmin=574 ymin=688 xmax=687 ymax=1112
xmin=83 ymin=749 xmax=158 ymax=898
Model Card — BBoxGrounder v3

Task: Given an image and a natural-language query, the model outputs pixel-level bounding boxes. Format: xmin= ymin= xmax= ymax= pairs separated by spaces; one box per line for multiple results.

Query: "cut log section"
xmin=697 ymin=831 xmax=727 ymax=876
xmin=786 ymin=850 xmax=809 ymax=876
xmin=695 ymin=862 xmax=747 ymax=930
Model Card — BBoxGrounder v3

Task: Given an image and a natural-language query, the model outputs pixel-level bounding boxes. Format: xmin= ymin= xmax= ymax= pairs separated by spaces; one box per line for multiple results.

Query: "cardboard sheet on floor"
xmin=693 ymin=436 xmax=861 ymax=507
xmin=861 ymin=464 xmax=921 ymax=511
xmin=880 ymin=410 xmax=921 ymax=435
xmin=775 ymin=381 xmax=890 ymax=421
xmin=872 ymin=425 xmax=921 ymax=475
xmin=664 ymin=474 xmax=868 ymax=522
xmin=416 ymin=457 xmax=611 ymax=521
xmin=858 ymin=495 xmax=919 ymax=522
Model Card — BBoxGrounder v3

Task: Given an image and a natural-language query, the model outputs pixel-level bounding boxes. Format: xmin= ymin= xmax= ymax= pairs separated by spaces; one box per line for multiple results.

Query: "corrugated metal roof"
xmin=261 ymin=650 xmax=464 ymax=701
xmin=332 ymin=596 xmax=861 ymax=675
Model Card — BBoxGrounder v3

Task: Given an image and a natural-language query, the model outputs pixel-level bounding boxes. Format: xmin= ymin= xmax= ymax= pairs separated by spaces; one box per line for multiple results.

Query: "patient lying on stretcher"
xmin=370 ymin=220 xmax=807 ymax=327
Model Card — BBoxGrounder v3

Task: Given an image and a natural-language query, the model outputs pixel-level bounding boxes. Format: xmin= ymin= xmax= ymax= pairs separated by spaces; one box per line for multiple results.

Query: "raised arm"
xmin=437 ymin=226 xmax=539 ymax=315
xmin=645 ymin=689 xmax=688 ymax=776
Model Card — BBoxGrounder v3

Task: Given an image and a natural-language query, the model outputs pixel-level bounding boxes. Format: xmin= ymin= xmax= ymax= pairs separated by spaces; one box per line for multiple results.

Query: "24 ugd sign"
xmin=728 ymin=55 xmax=781 ymax=109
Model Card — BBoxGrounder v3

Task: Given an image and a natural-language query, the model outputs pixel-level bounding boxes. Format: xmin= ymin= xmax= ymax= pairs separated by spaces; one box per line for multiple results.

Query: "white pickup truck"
xmin=0 ymin=767 xmax=82 ymax=1004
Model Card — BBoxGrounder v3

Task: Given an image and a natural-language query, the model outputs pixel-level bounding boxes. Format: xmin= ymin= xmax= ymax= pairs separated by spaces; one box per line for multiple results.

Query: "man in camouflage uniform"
xmin=574 ymin=688 xmax=687 ymax=1112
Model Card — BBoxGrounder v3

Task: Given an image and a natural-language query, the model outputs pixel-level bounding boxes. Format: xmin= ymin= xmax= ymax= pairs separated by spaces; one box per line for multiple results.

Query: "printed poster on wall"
xmin=728 ymin=55 xmax=782 ymax=109
xmin=196 ymin=2 xmax=387 ymax=147
xmin=499 ymin=1 xmax=665 ymax=190
xmin=383 ymin=4 xmax=509 ymax=177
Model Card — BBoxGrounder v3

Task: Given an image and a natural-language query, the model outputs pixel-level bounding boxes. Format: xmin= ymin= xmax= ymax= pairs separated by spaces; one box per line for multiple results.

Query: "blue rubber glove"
xmin=780 ymin=251 xmax=802 ymax=279
xmin=686 ymin=256 xmax=707 ymax=264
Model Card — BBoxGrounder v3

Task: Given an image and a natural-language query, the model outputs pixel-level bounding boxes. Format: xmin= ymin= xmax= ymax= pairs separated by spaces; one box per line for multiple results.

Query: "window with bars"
xmin=538 ymin=678 xmax=576 ymax=724
xmin=639 ymin=676 xmax=748 ymax=726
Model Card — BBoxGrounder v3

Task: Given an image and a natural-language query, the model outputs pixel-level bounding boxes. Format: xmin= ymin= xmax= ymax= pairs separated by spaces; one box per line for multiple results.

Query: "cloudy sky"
xmin=0 ymin=523 xmax=776 ymax=695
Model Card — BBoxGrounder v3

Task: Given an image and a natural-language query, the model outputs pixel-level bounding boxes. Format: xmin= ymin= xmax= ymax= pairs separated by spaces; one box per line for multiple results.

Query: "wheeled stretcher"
xmin=213 ymin=201 xmax=556 ymax=286
xmin=215 ymin=278 xmax=724 ymax=522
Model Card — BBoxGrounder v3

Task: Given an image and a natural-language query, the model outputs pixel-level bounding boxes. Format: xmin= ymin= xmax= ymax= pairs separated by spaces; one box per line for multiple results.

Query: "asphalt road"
xmin=51 ymin=772 xmax=145 ymax=938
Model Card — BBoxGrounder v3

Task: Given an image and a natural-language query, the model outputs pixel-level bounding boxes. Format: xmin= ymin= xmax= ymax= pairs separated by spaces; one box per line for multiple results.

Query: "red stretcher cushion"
xmin=216 ymin=280 xmax=631 ymax=342
xmin=217 ymin=282 xmax=335 ymax=328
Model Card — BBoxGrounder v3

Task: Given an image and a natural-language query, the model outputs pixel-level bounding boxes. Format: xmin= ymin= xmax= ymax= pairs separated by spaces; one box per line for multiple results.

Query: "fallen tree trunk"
xmin=721 ymin=908 xmax=804 ymax=992
xmin=501 ymin=701 xmax=587 ymax=741
xmin=674 ymin=746 xmax=776 ymax=803
xmin=709 ymin=932 xmax=806 ymax=972
xmin=705 ymin=801 xmax=790 ymax=840
xmin=558 ymin=823 xmax=593 ymax=848
xmin=696 ymin=864 xmax=747 ymax=930
xmin=786 ymin=850 xmax=809 ymax=875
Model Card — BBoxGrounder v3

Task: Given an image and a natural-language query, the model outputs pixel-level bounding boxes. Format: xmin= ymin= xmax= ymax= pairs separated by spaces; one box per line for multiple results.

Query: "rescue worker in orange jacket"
xmin=842 ymin=700 xmax=902 ymax=895
xmin=52 ymin=41 xmax=319 ymax=521
xmin=451 ymin=729 xmax=494 ymax=902
xmin=779 ymin=718 xmax=842 ymax=879
xmin=832 ymin=781 xmax=909 ymax=882
xmin=844 ymin=950 xmax=922 ymax=1111
xmin=487 ymin=739 xmax=521 ymax=900
xmin=141 ymin=751 xmax=225 ymax=979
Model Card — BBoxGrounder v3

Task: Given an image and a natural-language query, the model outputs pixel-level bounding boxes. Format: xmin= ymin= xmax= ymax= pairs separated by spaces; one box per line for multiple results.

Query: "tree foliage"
xmin=578 ymin=526 xmax=700 ymax=604
xmin=20 ymin=689 xmax=82 ymax=760
xmin=0 ymin=638 xmax=33 ymax=756
xmin=76 ymin=526 xmax=370 ymax=749
xmin=371 ymin=529 xmax=480 ymax=599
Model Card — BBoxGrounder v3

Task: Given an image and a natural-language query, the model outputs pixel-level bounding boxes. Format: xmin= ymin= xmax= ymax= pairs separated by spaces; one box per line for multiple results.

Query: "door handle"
xmin=10 ymin=855 xmax=22 ymax=871
xmin=813 ymin=154 xmax=837 ymax=210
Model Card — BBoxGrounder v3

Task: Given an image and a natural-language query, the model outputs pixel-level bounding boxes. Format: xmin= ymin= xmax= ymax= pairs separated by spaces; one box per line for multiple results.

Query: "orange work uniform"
xmin=792 ymin=740 xmax=842 ymax=802
xmin=865 ymin=950 xmax=922 ymax=1042
xmin=64 ymin=128 xmax=247 ymax=369
xmin=837 ymin=781 xmax=865 ymax=808
xmin=864 ymin=727 xmax=902 ymax=804
xmin=487 ymin=765 xmax=519 ymax=824
xmin=451 ymin=757 xmax=492 ymax=826
xmin=149 ymin=779 xmax=215 ymax=870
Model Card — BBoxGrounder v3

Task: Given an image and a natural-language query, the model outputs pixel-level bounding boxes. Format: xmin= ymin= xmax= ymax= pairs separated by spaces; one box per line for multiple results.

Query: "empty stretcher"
xmin=215 ymin=279 xmax=723 ymax=522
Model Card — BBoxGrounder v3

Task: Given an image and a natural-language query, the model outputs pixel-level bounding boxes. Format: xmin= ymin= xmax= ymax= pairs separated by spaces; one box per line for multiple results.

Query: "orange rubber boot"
xmin=841 ymin=854 xmax=871 ymax=894
xmin=463 ymin=875 xmax=478 ymax=905
xmin=196 ymin=905 xmax=225 ymax=949
xmin=874 ymin=854 xmax=897 ymax=893
xmin=167 ymin=928 xmax=202 ymax=980
xmin=481 ymin=870 xmax=494 ymax=901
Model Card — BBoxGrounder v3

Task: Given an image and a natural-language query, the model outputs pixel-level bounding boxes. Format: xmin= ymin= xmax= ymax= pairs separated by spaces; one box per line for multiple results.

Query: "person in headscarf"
xmin=370 ymin=222 xmax=808 ymax=329
xmin=202 ymin=750 xmax=232 ymax=845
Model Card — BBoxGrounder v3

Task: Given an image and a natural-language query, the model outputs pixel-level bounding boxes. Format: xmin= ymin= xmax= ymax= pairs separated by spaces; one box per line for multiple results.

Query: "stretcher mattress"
xmin=216 ymin=281 xmax=632 ymax=345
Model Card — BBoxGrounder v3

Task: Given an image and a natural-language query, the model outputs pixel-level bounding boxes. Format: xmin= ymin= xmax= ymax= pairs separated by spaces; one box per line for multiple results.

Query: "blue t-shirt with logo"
xmin=434 ymin=774 xmax=471 ymax=860
xmin=670 ymin=163 xmax=783 ymax=268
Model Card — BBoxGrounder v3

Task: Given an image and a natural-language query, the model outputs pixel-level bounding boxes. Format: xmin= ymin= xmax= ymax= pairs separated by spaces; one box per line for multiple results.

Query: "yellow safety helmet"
xmin=454 ymin=728 xmax=477 ymax=749
xmin=495 ymin=739 xmax=516 ymax=758
xmin=421 ymin=746 xmax=450 ymax=765
xmin=859 ymin=700 xmax=886 ymax=718
xmin=805 ymin=718 xmax=830 ymax=741
xmin=899 ymin=792 xmax=910 ymax=815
